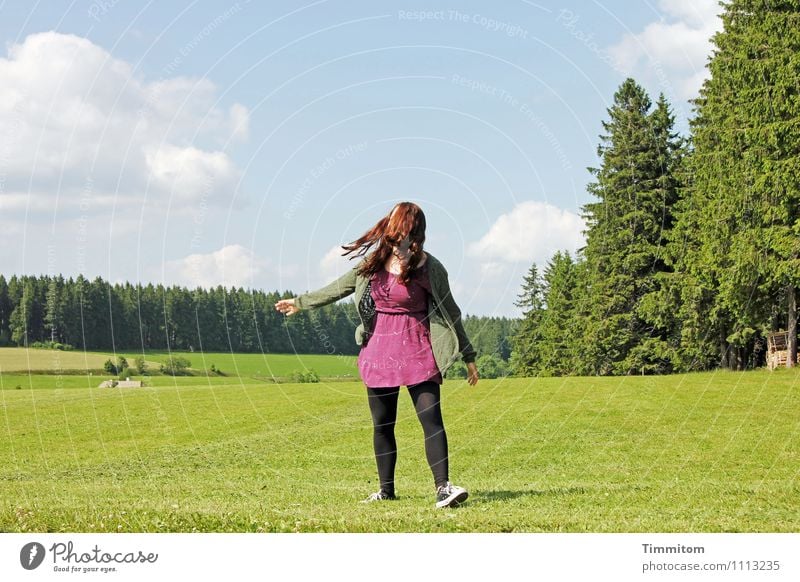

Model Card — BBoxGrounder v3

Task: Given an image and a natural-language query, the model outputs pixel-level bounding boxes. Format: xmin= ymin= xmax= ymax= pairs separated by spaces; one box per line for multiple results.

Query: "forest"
xmin=0 ymin=273 xmax=515 ymax=371
xmin=510 ymin=1 xmax=800 ymax=375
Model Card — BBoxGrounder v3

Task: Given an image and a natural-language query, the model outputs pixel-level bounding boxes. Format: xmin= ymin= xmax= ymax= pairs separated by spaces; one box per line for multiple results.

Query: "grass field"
xmin=0 ymin=348 xmax=112 ymax=374
xmin=0 ymin=347 xmax=359 ymax=381
xmin=114 ymin=350 xmax=360 ymax=379
xmin=1 ymin=364 xmax=798 ymax=533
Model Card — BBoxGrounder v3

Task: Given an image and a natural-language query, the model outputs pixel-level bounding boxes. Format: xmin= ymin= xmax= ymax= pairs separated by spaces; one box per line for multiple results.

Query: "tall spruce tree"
xmin=536 ymin=251 xmax=580 ymax=376
xmin=9 ymin=279 xmax=34 ymax=347
xmin=510 ymin=263 xmax=545 ymax=376
xmin=580 ymin=79 xmax=684 ymax=375
xmin=682 ymin=0 xmax=800 ymax=368
xmin=632 ymin=95 xmax=687 ymax=373
xmin=44 ymin=276 xmax=65 ymax=344
xmin=0 ymin=275 xmax=10 ymax=345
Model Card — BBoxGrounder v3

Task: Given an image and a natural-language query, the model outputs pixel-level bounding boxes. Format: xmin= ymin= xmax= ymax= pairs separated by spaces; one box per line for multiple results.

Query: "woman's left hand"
xmin=274 ymin=298 xmax=300 ymax=316
xmin=466 ymin=362 xmax=479 ymax=386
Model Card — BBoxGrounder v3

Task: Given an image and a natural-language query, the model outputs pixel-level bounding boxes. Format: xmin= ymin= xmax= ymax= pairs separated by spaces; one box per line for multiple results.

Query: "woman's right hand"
xmin=275 ymin=298 xmax=301 ymax=316
xmin=466 ymin=362 xmax=479 ymax=386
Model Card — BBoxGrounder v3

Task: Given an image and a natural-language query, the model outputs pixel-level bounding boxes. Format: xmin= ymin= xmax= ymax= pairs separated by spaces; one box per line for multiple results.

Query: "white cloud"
xmin=658 ymin=0 xmax=720 ymax=28
xmin=166 ymin=245 xmax=267 ymax=289
xmin=607 ymin=0 xmax=723 ymax=100
xmin=478 ymin=261 xmax=509 ymax=278
xmin=229 ymin=103 xmax=250 ymax=142
xmin=467 ymin=201 xmax=585 ymax=266
xmin=0 ymin=31 xmax=248 ymax=218
xmin=455 ymin=203 xmax=586 ymax=318
xmin=319 ymin=244 xmax=355 ymax=284
xmin=146 ymin=144 xmax=238 ymax=200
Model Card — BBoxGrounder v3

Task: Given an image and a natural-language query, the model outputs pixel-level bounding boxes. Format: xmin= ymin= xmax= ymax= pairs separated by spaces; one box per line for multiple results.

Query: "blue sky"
xmin=0 ymin=0 xmax=722 ymax=317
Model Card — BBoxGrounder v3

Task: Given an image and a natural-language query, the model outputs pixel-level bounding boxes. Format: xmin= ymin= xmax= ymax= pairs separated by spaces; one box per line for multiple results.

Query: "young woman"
xmin=274 ymin=202 xmax=479 ymax=508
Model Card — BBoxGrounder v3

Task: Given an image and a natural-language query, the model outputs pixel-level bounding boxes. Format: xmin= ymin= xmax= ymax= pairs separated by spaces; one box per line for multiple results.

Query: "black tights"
xmin=366 ymin=380 xmax=448 ymax=495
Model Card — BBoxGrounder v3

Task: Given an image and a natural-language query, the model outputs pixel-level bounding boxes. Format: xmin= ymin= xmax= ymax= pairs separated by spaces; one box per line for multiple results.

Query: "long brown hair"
xmin=341 ymin=202 xmax=427 ymax=286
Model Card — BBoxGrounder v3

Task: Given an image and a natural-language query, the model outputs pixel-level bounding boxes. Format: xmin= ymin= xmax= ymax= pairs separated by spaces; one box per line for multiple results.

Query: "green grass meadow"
xmin=1 ymin=348 xmax=798 ymax=532
xmin=0 ymin=347 xmax=359 ymax=380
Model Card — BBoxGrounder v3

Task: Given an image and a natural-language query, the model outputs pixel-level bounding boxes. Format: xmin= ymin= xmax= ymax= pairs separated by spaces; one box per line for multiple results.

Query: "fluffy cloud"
xmin=318 ymin=244 xmax=358 ymax=285
xmin=0 ymin=31 xmax=249 ymax=217
xmin=166 ymin=245 xmax=267 ymax=289
xmin=607 ymin=0 xmax=723 ymax=100
xmin=229 ymin=103 xmax=250 ymax=142
xmin=146 ymin=144 xmax=239 ymax=201
xmin=467 ymin=201 xmax=585 ymax=266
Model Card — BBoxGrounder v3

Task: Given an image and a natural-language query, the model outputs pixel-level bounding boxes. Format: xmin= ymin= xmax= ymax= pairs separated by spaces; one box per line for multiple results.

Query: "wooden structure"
xmin=766 ymin=331 xmax=799 ymax=370
xmin=99 ymin=378 xmax=142 ymax=388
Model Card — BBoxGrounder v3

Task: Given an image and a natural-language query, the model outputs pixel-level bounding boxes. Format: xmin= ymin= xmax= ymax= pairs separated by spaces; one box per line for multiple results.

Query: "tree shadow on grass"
xmin=469 ymin=484 xmax=650 ymax=506
xmin=468 ymin=486 xmax=591 ymax=506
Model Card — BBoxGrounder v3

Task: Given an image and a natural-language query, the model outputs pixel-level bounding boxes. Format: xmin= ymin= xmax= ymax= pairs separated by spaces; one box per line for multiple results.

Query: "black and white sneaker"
xmin=435 ymin=482 xmax=468 ymax=508
xmin=360 ymin=489 xmax=397 ymax=503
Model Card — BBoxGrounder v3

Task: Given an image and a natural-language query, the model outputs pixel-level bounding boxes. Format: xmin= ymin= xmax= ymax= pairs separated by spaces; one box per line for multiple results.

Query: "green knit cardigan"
xmin=293 ymin=251 xmax=476 ymax=377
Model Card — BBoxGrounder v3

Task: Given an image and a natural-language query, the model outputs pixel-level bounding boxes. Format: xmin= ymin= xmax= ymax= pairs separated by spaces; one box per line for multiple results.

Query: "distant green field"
xmin=1 ymin=369 xmax=798 ymax=532
xmin=116 ymin=350 xmax=359 ymax=379
xmin=0 ymin=348 xmax=111 ymax=373
xmin=0 ymin=347 xmax=359 ymax=380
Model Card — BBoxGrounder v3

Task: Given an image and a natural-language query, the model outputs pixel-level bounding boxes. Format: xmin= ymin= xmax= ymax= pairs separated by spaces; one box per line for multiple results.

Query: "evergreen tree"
xmin=630 ymin=95 xmax=687 ymax=373
xmin=88 ymin=277 xmax=112 ymax=349
xmin=44 ymin=276 xmax=66 ymax=344
xmin=510 ymin=263 xmax=545 ymax=376
xmin=115 ymin=283 xmax=141 ymax=348
xmin=682 ymin=0 xmax=800 ymax=368
xmin=462 ymin=315 xmax=513 ymax=361
xmin=9 ymin=279 xmax=35 ymax=347
xmin=70 ymin=275 xmax=91 ymax=349
xmin=580 ymin=79 xmax=684 ymax=374
xmin=0 ymin=275 xmax=10 ymax=346
xmin=194 ymin=286 xmax=223 ymax=351
xmin=536 ymin=251 xmax=580 ymax=376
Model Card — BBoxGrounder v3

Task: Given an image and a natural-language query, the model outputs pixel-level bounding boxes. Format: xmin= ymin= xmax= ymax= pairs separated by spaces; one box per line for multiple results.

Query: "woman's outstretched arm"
xmin=274 ymin=263 xmax=359 ymax=316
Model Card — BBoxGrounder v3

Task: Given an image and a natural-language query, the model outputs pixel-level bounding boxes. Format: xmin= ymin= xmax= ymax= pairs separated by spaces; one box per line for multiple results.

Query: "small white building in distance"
xmin=99 ymin=377 xmax=143 ymax=388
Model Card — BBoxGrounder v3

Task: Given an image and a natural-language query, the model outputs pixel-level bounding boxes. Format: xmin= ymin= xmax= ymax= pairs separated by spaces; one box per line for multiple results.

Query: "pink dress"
xmin=358 ymin=261 xmax=443 ymax=388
